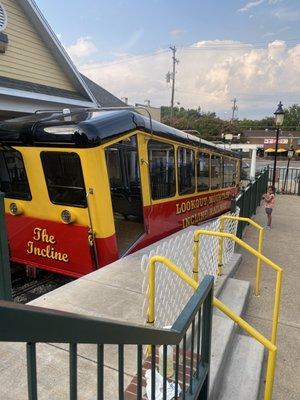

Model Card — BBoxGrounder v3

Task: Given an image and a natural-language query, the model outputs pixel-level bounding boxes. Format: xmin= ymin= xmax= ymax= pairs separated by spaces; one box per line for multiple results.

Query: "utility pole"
xmin=168 ymin=45 xmax=179 ymax=118
xmin=231 ymin=98 xmax=238 ymax=122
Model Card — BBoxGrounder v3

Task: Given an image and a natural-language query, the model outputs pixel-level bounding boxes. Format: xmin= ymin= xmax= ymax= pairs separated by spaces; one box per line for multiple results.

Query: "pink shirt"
xmin=264 ymin=193 xmax=275 ymax=209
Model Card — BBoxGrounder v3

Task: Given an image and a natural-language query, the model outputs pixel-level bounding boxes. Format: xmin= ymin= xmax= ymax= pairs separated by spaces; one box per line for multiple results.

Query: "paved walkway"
xmin=235 ymin=195 xmax=300 ymax=400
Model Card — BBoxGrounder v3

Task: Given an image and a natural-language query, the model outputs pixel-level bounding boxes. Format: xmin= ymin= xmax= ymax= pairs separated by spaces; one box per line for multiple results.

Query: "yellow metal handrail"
xmin=218 ymin=216 xmax=264 ymax=296
xmin=147 ymin=255 xmax=277 ymax=400
xmin=194 ymin=230 xmax=283 ymax=345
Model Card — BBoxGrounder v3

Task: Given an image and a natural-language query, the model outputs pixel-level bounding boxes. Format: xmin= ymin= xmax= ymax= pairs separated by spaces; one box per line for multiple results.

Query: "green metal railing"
xmin=0 ymin=192 xmax=12 ymax=301
xmin=234 ymin=168 xmax=269 ymax=238
xmin=0 ymin=276 xmax=214 ymax=400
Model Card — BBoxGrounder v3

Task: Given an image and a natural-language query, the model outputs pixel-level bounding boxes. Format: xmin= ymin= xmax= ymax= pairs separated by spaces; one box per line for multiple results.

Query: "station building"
xmin=0 ymin=0 xmax=126 ymax=121
xmin=243 ymin=129 xmax=300 ymax=158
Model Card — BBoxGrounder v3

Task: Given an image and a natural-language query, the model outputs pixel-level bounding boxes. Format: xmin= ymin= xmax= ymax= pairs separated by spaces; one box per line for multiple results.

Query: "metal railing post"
xmin=255 ymin=228 xmax=264 ymax=296
xmin=194 ymin=229 xmax=282 ymax=347
xmin=0 ymin=192 xmax=12 ymax=301
xmin=217 ymin=218 xmax=225 ymax=275
xmin=237 ymin=188 xmax=245 ymax=238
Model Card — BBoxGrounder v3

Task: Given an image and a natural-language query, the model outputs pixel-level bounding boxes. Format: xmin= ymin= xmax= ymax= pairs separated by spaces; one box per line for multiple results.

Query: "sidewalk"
xmin=235 ymin=195 xmax=300 ymax=400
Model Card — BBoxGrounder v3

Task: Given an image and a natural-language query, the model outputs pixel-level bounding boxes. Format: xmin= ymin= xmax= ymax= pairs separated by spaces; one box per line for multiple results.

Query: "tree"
xmin=161 ymin=106 xmax=244 ymax=142
xmin=283 ymin=104 xmax=300 ymax=130
xmin=237 ymin=104 xmax=300 ymax=131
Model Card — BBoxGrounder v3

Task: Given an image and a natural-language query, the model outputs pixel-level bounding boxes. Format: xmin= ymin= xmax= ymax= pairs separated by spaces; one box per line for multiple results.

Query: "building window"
xmin=178 ymin=147 xmax=195 ymax=195
xmin=197 ymin=152 xmax=210 ymax=192
xmin=148 ymin=140 xmax=176 ymax=200
xmin=0 ymin=150 xmax=31 ymax=200
xmin=211 ymin=154 xmax=222 ymax=190
xmin=41 ymin=152 xmax=87 ymax=207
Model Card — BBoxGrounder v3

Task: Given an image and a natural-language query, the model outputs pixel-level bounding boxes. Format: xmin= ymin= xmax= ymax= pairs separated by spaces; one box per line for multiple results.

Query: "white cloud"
xmin=238 ymin=0 xmax=264 ymax=13
xmin=66 ymin=37 xmax=98 ymax=59
xmin=78 ymin=40 xmax=300 ymax=118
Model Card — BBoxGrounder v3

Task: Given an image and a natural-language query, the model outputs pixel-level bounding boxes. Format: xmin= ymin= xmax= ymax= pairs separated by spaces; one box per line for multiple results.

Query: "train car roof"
xmin=0 ymin=109 xmax=241 ymax=158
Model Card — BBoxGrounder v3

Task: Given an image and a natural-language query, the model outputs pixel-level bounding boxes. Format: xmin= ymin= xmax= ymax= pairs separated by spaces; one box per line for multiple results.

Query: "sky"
xmin=35 ymin=0 xmax=300 ymax=119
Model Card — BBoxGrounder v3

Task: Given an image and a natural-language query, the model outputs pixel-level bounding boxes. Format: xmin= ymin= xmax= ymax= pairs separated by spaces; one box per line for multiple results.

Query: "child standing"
xmin=262 ymin=186 xmax=275 ymax=229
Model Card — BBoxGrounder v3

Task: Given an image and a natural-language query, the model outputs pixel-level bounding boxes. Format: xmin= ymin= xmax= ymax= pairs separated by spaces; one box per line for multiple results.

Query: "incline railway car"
xmin=0 ymin=109 xmax=241 ymax=277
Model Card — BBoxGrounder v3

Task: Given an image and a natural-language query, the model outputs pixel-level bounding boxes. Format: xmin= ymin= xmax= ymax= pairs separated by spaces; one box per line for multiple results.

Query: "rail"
xmin=194 ymin=230 xmax=282 ymax=345
xmin=235 ymin=168 xmax=269 ymax=238
xmin=268 ymin=166 xmax=300 ymax=195
xmin=0 ymin=192 xmax=12 ymax=301
xmin=0 ymin=276 xmax=213 ymax=400
xmin=218 ymin=215 xmax=264 ymax=296
xmin=147 ymin=255 xmax=278 ymax=400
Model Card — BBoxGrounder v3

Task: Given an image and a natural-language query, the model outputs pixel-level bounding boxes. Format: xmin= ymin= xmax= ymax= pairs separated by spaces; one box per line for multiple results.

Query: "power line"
xmin=82 ymin=38 xmax=300 ymax=68
xmin=90 ymin=48 xmax=170 ymax=68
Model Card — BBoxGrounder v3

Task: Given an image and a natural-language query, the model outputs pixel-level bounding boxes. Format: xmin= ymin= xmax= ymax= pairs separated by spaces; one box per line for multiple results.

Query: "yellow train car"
xmin=0 ymin=109 xmax=241 ymax=277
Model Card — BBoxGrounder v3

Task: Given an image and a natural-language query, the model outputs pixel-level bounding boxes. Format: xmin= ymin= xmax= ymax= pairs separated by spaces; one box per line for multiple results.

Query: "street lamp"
xmin=272 ymin=101 xmax=285 ymax=187
xmin=283 ymin=145 xmax=294 ymax=193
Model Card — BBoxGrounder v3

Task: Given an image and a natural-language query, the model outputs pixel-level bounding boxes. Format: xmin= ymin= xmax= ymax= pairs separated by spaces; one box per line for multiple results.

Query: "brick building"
xmin=243 ymin=130 xmax=300 ymax=157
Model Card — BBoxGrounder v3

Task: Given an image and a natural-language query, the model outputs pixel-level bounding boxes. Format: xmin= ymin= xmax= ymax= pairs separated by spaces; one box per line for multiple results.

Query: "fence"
xmin=141 ymin=210 xmax=239 ymax=329
xmin=235 ymin=168 xmax=269 ymax=238
xmin=0 ymin=192 xmax=12 ymax=301
xmin=268 ymin=166 xmax=300 ymax=195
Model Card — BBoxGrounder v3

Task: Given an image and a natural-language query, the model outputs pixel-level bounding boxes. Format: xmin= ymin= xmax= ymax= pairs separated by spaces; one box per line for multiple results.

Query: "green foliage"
xmin=161 ymin=106 xmax=244 ymax=142
xmin=238 ymin=104 xmax=300 ymax=131
xmin=161 ymin=104 xmax=300 ymax=142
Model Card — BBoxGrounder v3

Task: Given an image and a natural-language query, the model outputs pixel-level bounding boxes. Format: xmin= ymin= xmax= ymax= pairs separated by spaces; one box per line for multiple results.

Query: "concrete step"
xmin=214 ymin=253 xmax=243 ymax=297
xmin=209 ymin=277 xmax=251 ymax=399
xmin=214 ymin=334 xmax=265 ymax=400
xmin=215 ymin=277 xmax=251 ymax=317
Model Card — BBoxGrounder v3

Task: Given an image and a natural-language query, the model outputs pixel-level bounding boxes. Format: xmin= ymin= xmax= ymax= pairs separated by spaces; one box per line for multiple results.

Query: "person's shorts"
xmin=265 ymin=208 xmax=273 ymax=215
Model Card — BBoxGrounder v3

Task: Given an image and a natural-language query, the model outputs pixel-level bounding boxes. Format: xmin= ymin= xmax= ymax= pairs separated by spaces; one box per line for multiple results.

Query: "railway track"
xmin=11 ymin=266 xmax=72 ymax=303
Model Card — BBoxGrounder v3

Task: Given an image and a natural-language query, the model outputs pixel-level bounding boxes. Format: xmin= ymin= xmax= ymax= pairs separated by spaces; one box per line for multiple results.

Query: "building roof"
xmin=0 ymin=76 xmax=87 ymax=101
xmin=243 ymin=129 xmax=300 ymax=138
xmin=0 ymin=109 xmax=240 ymax=158
xmin=80 ymin=75 xmax=127 ymax=107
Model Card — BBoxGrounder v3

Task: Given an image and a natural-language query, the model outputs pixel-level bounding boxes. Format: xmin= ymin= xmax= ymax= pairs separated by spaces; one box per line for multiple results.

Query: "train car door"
xmin=105 ymin=135 xmax=145 ymax=256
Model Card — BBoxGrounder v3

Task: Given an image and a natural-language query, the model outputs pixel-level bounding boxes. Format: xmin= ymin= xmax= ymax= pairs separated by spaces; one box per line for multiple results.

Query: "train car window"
xmin=41 ymin=152 xmax=87 ymax=207
xmin=223 ymin=158 xmax=237 ymax=187
xmin=197 ymin=152 xmax=210 ymax=192
xmin=105 ymin=136 xmax=140 ymax=192
xmin=211 ymin=155 xmax=222 ymax=190
xmin=0 ymin=150 xmax=31 ymax=200
xmin=177 ymin=147 xmax=195 ymax=195
xmin=148 ymin=140 xmax=176 ymax=200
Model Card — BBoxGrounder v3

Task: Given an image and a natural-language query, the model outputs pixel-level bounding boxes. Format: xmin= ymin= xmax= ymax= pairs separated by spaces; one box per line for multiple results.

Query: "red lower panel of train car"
xmin=5 ymin=214 xmax=119 ymax=278
xmin=130 ymin=187 xmax=237 ymax=253
xmin=5 ymin=188 xmax=237 ymax=277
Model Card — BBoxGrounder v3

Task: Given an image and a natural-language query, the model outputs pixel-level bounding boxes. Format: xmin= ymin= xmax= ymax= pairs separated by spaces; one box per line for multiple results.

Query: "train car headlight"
xmin=61 ymin=210 xmax=74 ymax=224
xmin=9 ymin=203 xmax=22 ymax=215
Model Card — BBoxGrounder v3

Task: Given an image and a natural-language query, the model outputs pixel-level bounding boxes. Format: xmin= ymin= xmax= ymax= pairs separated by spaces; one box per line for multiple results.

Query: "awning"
xmin=265 ymin=148 xmax=275 ymax=153
xmin=277 ymin=148 xmax=287 ymax=153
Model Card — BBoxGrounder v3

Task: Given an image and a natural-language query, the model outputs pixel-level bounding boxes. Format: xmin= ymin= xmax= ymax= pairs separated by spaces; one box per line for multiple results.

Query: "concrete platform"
xmin=235 ymin=195 xmax=300 ymax=399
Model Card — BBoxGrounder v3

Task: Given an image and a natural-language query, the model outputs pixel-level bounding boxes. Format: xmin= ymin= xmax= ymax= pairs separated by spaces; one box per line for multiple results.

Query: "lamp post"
xmin=272 ymin=101 xmax=285 ymax=187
